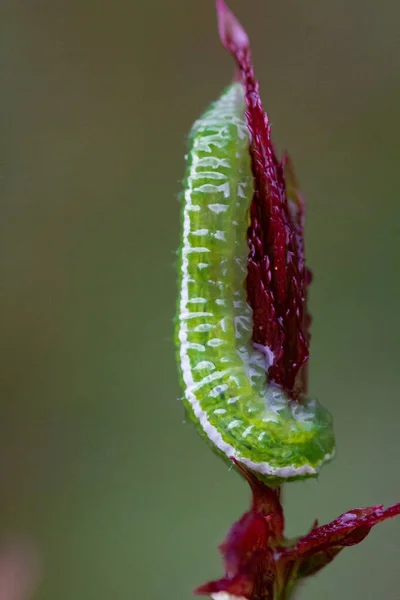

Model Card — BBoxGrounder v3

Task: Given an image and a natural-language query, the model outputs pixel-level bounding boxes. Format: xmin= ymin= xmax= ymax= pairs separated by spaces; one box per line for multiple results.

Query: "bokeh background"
xmin=2 ymin=1 xmax=400 ymax=599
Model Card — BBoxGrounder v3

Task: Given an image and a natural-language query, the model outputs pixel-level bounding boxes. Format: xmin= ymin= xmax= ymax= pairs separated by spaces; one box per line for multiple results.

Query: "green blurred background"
xmin=2 ymin=1 xmax=399 ymax=598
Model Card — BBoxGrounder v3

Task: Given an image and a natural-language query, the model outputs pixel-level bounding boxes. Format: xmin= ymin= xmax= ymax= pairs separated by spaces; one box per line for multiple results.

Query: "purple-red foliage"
xmin=195 ymin=460 xmax=400 ymax=599
xmin=217 ymin=0 xmax=310 ymax=401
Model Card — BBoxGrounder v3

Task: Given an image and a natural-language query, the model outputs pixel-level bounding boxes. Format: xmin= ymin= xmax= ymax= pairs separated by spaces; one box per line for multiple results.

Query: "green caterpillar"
xmin=176 ymin=83 xmax=335 ymax=483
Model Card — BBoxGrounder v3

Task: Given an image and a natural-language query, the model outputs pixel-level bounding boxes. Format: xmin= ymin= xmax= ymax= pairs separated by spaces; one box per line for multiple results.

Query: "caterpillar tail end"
xmin=227 ymin=396 xmax=336 ymax=486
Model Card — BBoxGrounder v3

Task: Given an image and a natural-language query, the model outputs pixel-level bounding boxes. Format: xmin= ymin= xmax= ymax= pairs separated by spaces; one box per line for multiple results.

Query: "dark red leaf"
xmin=216 ymin=0 xmax=310 ymax=400
xmin=279 ymin=503 xmax=400 ymax=580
